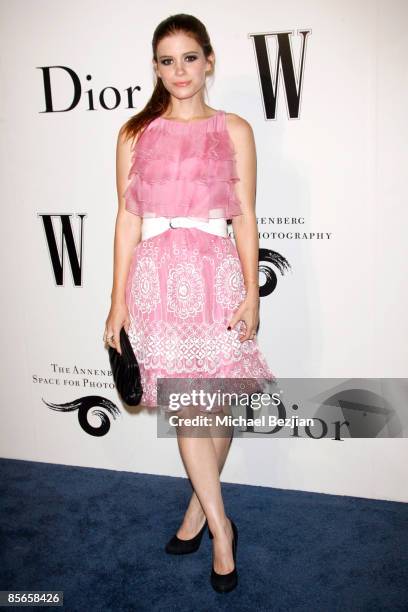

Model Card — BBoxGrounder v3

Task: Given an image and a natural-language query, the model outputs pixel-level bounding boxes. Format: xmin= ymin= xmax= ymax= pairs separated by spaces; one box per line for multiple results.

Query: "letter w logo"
xmin=249 ymin=29 xmax=311 ymax=119
xmin=39 ymin=214 xmax=86 ymax=286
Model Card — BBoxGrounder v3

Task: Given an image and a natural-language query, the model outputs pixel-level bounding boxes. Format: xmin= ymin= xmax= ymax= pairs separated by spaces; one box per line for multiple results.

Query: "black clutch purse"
xmin=108 ymin=326 xmax=143 ymax=405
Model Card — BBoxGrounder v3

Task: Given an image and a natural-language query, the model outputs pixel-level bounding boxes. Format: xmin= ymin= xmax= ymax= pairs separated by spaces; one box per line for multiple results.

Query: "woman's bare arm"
xmin=110 ymin=126 xmax=142 ymax=306
xmin=104 ymin=126 xmax=142 ymax=352
xmin=226 ymin=113 xmax=260 ymax=342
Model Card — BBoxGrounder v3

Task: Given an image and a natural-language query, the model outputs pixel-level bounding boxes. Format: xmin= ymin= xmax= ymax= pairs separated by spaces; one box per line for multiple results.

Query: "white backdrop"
xmin=1 ymin=0 xmax=407 ymax=502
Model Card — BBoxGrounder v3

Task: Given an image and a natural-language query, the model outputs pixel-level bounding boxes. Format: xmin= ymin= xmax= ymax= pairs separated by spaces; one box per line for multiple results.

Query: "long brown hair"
xmin=122 ymin=14 xmax=215 ymax=144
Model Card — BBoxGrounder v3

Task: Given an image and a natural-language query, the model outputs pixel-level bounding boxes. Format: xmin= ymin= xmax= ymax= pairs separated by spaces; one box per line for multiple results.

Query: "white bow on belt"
xmin=141 ymin=216 xmax=228 ymax=240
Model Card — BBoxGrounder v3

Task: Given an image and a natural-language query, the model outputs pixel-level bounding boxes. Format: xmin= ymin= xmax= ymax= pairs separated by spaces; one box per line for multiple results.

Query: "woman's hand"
xmin=227 ymin=290 xmax=260 ymax=343
xmin=103 ymin=300 xmax=130 ymax=356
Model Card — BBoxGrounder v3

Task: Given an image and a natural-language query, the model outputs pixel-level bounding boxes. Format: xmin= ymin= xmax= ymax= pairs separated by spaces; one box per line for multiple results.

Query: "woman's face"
xmin=154 ymin=32 xmax=213 ymax=100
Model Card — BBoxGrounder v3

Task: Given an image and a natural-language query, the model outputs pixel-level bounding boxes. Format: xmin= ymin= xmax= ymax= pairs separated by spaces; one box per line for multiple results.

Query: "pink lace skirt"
xmin=125 ymin=226 xmax=275 ymax=409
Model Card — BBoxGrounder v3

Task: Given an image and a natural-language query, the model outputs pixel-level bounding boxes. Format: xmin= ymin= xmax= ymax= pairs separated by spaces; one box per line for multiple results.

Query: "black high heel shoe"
xmin=165 ymin=518 xmax=209 ymax=555
xmin=210 ymin=518 xmax=238 ymax=593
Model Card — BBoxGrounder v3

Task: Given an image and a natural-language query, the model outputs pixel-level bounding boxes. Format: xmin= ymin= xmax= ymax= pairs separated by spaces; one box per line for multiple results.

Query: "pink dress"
xmin=124 ymin=110 xmax=275 ymax=409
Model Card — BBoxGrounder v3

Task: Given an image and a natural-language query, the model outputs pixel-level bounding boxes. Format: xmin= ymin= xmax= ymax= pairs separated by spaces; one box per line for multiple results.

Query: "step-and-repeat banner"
xmin=1 ymin=0 xmax=407 ymax=502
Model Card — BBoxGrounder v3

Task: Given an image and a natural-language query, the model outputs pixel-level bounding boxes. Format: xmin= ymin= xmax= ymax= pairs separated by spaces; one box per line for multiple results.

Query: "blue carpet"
xmin=1 ymin=457 xmax=407 ymax=611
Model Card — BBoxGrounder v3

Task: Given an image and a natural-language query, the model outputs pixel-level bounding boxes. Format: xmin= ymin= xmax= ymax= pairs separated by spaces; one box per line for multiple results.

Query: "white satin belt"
xmin=141 ymin=216 xmax=228 ymax=240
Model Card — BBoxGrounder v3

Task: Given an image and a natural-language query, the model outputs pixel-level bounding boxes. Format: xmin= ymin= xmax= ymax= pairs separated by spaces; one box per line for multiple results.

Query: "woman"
xmin=103 ymin=14 xmax=275 ymax=593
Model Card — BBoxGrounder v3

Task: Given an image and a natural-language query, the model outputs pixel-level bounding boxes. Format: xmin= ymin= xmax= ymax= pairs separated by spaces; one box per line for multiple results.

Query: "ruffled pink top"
xmin=123 ymin=110 xmax=243 ymax=221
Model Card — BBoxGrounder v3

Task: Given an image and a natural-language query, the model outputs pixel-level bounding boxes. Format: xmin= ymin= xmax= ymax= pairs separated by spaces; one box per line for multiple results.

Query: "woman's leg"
xmin=175 ymin=409 xmax=235 ymax=574
xmin=175 ymin=433 xmax=232 ymax=538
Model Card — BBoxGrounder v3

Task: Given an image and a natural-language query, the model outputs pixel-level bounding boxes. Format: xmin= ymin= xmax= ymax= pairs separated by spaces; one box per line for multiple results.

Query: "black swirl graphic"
xmin=42 ymin=395 xmax=121 ymax=437
xmin=258 ymin=248 xmax=292 ymax=297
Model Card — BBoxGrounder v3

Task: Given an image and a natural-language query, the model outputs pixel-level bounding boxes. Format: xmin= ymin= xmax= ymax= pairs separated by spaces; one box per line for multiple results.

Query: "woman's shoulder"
xmin=224 ymin=112 xmax=255 ymax=143
xmin=117 ymin=122 xmax=141 ymax=150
